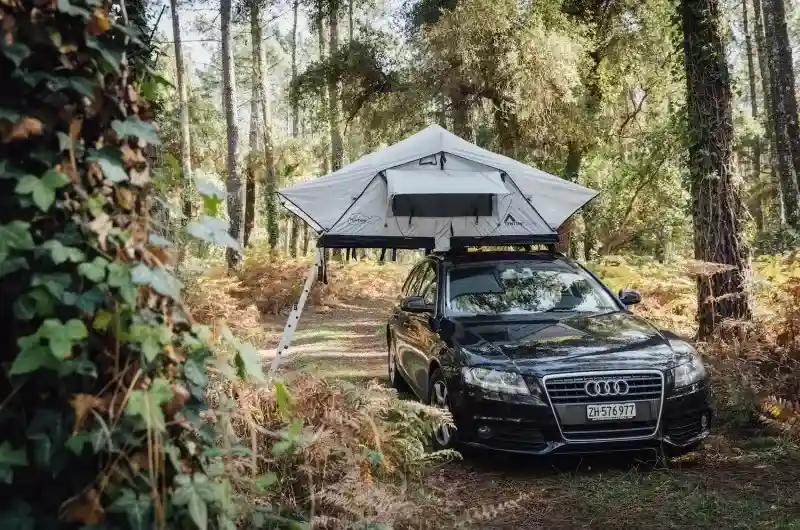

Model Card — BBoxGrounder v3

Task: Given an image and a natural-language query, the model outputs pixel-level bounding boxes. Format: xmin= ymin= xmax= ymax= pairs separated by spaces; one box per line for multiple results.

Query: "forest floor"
xmin=256 ymin=291 xmax=800 ymax=530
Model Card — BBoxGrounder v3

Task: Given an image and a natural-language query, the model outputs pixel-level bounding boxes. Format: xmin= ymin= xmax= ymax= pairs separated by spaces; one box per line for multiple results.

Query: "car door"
xmin=405 ymin=261 xmax=440 ymax=397
xmin=392 ymin=263 xmax=425 ymax=393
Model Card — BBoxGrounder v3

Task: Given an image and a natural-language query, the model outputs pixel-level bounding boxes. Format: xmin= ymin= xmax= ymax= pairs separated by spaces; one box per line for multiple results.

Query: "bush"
xmin=206 ymin=374 xmax=463 ymax=529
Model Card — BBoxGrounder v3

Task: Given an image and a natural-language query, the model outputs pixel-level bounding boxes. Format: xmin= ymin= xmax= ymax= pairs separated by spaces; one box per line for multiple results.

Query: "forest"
xmin=0 ymin=0 xmax=800 ymax=528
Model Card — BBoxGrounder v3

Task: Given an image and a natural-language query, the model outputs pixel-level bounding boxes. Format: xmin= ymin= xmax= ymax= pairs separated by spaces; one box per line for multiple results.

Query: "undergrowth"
xmin=204 ymin=373 xmax=491 ymax=529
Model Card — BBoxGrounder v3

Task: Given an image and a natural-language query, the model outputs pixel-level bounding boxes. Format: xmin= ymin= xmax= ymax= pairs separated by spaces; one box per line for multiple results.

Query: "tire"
xmin=387 ymin=333 xmax=411 ymax=393
xmin=428 ymin=368 xmax=457 ymax=449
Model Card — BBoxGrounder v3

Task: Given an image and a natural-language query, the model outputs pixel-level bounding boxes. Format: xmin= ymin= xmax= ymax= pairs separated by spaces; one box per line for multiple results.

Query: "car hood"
xmin=447 ymin=311 xmax=692 ymax=376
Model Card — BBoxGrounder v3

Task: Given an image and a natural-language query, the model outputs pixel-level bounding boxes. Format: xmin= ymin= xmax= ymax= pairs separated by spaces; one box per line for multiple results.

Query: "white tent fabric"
xmin=278 ymin=124 xmax=598 ymax=250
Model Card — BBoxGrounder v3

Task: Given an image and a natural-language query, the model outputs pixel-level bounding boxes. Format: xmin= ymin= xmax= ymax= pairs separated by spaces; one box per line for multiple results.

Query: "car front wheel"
xmin=388 ymin=333 xmax=410 ymax=392
xmin=428 ymin=368 xmax=456 ymax=449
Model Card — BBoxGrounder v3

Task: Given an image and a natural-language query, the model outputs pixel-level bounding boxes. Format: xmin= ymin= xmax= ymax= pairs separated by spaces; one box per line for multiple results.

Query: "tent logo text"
xmin=346 ymin=213 xmax=378 ymax=225
xmin=504 ymin=214 xmax=524 ymax=227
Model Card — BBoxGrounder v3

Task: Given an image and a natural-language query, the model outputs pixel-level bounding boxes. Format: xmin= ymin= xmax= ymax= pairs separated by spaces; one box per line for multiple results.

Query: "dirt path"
xmin=258 ymin=296 xmax=389 ymax=379
xmin=258 ymin=298 xmax=800 ymax=529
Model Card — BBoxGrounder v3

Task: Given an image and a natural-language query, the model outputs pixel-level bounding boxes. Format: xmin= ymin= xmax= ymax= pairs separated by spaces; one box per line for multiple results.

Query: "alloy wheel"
xmin=388 ymin=340 xmax=397 ymax=384
xmin=431 ymin=380 xmax=453 ymax=446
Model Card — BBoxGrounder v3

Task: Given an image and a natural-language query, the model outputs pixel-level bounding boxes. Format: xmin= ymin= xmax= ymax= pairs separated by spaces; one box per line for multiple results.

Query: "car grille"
xmin=561 ymin=420 xmax=656 ymax=441
xmin=544 ymin=373 xmax=663 ymax=404
xmin=543 ymin=371 xmax=664 ymax=442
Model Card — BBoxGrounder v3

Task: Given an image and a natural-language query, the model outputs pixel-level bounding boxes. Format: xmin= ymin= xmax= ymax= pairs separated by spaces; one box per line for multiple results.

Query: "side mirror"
xmin=619 ymin=288 xmax=642 ymax=306
xmin=401 ymin=295 xmax=433 ymax=313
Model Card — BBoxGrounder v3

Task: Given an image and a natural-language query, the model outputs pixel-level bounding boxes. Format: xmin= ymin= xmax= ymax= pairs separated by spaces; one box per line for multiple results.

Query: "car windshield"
xmin=446 ymin=260 xmax=618 ymax=316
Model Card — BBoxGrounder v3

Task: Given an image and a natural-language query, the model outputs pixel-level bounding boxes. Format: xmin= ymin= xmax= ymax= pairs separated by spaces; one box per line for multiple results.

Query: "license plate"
xmin=587 ymin=403 xmax=636 ymax=421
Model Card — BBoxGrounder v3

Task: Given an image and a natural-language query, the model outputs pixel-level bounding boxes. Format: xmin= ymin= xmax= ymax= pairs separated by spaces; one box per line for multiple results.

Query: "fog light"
xmin=701 ymin=414 xmax=709 ymax=430
xmin=476 ymin=425 xmax=492 ymax=439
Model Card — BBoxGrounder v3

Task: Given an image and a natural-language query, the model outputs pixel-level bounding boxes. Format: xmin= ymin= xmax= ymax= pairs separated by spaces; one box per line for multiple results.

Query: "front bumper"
xmin=451 ymin=378 xmax=712 ymax=456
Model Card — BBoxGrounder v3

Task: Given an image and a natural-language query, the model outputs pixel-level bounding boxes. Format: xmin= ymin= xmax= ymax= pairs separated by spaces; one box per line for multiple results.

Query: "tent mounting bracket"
xmin=269 ymin=248 xmax=323 ymax=372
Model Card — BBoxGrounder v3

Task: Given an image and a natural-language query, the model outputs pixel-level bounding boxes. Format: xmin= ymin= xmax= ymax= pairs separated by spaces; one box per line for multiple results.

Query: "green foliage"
xmin=0 ymin=1 xmax=257 ymax=528
xmin=753 ymin=227 xmax=800 ymax=255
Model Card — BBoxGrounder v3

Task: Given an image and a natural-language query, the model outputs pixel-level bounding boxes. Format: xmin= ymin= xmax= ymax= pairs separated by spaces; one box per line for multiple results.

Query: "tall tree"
xmin=765 ymin=0 xmax=800 ymax=191
xmin=254 ymin=3 xmax=279 ymax=249
xmin=288 ymin=0 xmax=301 ymax=257
xmin=743 ymin=0 xmax=764 ymax=229
xmin=752 ymin=0 xmax=783 ymax=224
xmin=763 ymin=0 xmax=800 ymax=226
xmin=681 ymin=0 xmax=752 ymax=336
xmin=244 ymin=1 xmax=263 ymax=248
xmin=222 ymin=0 xmax=244 ymax=268
xmin=291 ymin=0 xmax=300 ymax=137
xmin=328 ymin=0 xmax=344 ymax=171
xmin=170 ymin=0 xmax=193 ymax=246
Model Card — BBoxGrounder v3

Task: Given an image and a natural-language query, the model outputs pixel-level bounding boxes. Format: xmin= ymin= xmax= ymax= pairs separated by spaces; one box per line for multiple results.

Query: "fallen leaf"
xmin=129 ymin=451 xmax=150 ymax=474
xmin=129 ymin=166 xmax=150 ymax=187
xmin=121 ymin=143 xmax=145 ymax=165
xmin=87 ymin=8 xmax=110 ymax=35
xmin=63 ymin=488 xmax=105 ymax=525
xmin=164 ymin=383 xmax=190 ymax=418
xmin=88 ymin=213 xmax=112 ymax=249
xmin=148 ymin=244 xmax=170 ymax=265
xmin=70 ymin=393 xmax=109 ymax=433
xmin=4 ymin=116 xmax=43 ymax=142
xmin=116 ymin=187 xmax=135 ymax=210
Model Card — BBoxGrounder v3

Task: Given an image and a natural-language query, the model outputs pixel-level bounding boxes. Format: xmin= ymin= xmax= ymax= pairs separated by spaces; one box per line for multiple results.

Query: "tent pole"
xmin=269 ymin=248 xmax=323 ymax=372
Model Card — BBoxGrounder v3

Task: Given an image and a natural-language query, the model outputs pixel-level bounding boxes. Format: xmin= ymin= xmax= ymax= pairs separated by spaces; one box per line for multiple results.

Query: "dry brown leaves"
xmin=1 ymin=116 xmax=43 ymax=142
xmin=62 ymin=488 xmax=105 ymax=525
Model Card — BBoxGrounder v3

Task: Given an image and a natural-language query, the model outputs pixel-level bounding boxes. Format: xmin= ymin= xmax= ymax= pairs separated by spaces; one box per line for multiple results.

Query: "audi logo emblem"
xmin=584 ymin=379 xmax=630 ymax=397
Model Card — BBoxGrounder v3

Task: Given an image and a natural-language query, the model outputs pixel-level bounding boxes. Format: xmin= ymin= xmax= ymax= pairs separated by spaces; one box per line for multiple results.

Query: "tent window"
xmin=392 ymin=194 xmax=493 ymax=217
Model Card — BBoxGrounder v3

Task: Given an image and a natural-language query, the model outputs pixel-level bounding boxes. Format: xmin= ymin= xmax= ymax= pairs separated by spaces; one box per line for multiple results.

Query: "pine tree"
xmin=681 ymin=0 xmax=752 ymax=336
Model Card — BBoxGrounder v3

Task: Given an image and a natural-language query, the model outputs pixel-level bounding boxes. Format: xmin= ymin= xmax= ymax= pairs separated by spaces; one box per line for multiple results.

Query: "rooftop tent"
xmin=277 ymin=124 xmax=598 ymax=251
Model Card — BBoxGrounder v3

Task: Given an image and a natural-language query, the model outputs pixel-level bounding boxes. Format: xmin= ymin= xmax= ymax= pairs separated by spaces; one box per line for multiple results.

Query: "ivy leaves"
xmin=0 ymin=221 xmax=34 ymax=263
xmin=125 ymin=378 xmax=173 ymax=432
xmin=112 ymin=116 xmax=160 ymax=145
xmin=10 ymin=318 xmax=88 ymax=374
xmin=0 ymin=442 xmax=28 ymax=484
xmin=15 ymin=170 xmax=70 ymax=211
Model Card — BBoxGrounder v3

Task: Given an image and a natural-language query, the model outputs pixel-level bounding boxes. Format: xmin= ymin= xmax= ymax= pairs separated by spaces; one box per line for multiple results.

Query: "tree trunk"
xmin=752 ymin=0 xmax=784 ymax=224
xmin=681 ymin=0 xmax=752 ymax=337
xmin=328 ymin=0 xmax=344 ymax=172
xmin=451 ymin=93 xmax=473 ymax=141
xmin=349 ymin=0 xmax=354 ymax=43
xmin=170 ymin=0 xmax=192 ymax=259
xmin=252 ymin=6 xmax=278 ymax=249
xmin=222 ymin=0 xmax=243 ymax=269
xmin=765 ymin=0 xmax=800 ymax=193
xmin=244 ymin=3 xmax=262 ymax=248
xmin=317 ymin=9 xmax=330 ymax=175
xmin=743 ymin=0 xmax=764 ymax=231
xmin=557 ymin=142 xmax=582 ymax=256
xmin=289 ymin=217 xmax=299 ymax=257
xmin=302 ymin=225 xmax=310 ymax=255
xmin=291 ymin=0 xmax=299 ymax=138
xmin=763 ymin=0 xmax=800 ymax=227
xmin=328 ymin=0 xmax=344 ymax=261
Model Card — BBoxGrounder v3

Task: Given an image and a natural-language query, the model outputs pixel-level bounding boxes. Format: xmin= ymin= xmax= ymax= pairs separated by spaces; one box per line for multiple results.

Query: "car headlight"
xmin=462 ymin=367 xmax=530 ymax=395
xmin=672 ymin=354 xmax=708 ymax=388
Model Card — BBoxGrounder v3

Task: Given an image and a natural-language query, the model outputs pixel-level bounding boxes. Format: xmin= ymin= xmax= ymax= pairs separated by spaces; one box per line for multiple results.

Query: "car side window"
xmin=418 ymin=263 xmax=437 ymax=306
xmin=402 ymin=263 xmax=424 ymax=297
